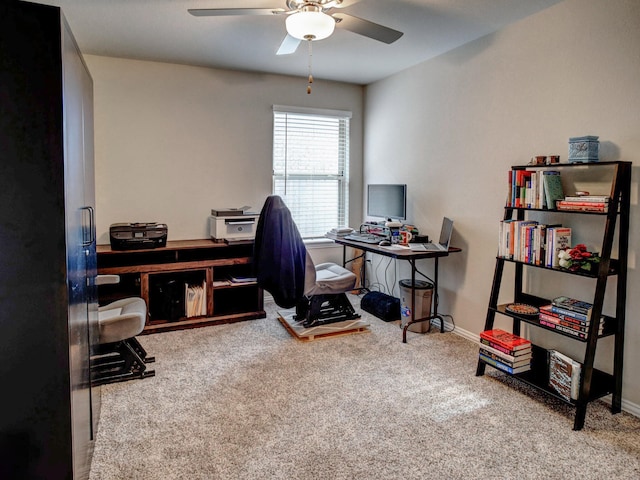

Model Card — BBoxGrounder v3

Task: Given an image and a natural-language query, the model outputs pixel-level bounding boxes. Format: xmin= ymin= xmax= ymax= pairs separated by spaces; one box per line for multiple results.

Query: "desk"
xmin=332 ymin=238 xmax=462 ymax=342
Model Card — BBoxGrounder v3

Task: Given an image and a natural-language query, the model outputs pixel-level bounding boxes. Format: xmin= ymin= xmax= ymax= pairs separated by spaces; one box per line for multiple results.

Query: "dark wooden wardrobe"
xmin=0 ymin=2 xmax=99 ymax=478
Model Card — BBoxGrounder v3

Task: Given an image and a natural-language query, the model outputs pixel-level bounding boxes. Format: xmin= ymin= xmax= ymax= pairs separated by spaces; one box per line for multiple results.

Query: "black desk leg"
xmin=402 ymin=259 xmax=418 ymax=343
xmin=434 ymin=257 xmax=444 ymax=333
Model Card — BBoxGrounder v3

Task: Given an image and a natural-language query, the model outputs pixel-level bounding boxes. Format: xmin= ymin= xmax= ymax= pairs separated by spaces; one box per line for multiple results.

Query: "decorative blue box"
xmin=568 ymin=135 xmax=599 ymax=163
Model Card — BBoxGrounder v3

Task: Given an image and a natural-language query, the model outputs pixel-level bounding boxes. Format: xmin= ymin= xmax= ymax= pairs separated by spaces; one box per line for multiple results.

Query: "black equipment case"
xmin=109 ymin=222 xmax=167 ymax=250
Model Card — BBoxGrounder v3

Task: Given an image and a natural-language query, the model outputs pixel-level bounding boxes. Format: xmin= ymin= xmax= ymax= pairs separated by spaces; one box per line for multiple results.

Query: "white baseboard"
xmin=450 ymin=324 xmax=640 ymax=419
xmin=618 ymin=397 xmax=640 ymax=418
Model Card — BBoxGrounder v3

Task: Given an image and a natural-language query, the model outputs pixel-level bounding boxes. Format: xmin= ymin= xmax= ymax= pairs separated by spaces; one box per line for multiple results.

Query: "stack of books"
xmin=538 ymin=296 xmax=603 ymax=339
xmin=548 ymin=349 xmax=582 ymax=401
xmin=479 ymin=329 xmax=532 ymax=374
xmin=228 ymin=275 xmax=257 ymax=284
xmin=556 ymin=195 xmax=609 ymax=213
xmin=498 ymin=219 xmax=538 ymax=262
xmin=326 ymin=227 xmax=354 ymax=238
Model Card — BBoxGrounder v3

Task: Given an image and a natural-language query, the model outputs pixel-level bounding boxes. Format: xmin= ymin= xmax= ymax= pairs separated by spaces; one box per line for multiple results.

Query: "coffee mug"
xmin=400 ymin=231 xmax=412 ymax=244
xmin=390 ymin=227 xmax=401 ymax=244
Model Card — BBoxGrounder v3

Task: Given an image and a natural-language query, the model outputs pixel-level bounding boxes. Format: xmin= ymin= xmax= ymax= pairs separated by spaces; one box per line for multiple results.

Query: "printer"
xmin=210 ymin=208 xmax=259 ymax=243
xmin=109 ymin=222 xmax=168 ymax=250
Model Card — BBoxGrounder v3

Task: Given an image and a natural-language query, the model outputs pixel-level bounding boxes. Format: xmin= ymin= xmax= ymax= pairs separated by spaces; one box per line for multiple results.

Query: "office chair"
xmin=92 ymin=275 xmax=155 ymax=385
xmin=254 ymin=195 xmax=360 ymax=328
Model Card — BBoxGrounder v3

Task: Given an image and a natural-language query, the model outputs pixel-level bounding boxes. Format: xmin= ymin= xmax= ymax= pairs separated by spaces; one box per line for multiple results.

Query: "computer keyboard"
xmin=343 ymin=233 xmax=385 ymax=244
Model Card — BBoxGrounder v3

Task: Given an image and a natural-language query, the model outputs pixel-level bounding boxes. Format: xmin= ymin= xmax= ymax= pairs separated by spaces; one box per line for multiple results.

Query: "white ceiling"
xmin=33 ymin=0 xmax=563 ymax=85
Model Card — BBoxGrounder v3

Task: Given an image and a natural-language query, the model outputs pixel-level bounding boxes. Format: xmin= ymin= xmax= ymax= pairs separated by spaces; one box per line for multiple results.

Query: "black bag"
xmin=361 ymin=291 xmax=400 ymax=321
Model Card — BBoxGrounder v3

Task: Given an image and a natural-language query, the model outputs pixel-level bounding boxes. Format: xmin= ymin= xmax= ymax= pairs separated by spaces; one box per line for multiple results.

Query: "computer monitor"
xmin=367 ymin=184 xmax=407 ymax=221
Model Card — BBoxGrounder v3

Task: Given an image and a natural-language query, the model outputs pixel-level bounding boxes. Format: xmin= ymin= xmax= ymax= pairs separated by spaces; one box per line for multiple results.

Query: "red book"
xmin=539 ymin=305 xmax=590 ymax=326
xmin=539 ymin=312 xmax=589 ymax=332
xmin=558 ymin=201 xmax=607 ymax=207
xmin=556 ymin=202 xmax=608 ymax=213
xmin=480 ymin=329 xmax=531 ymax=352
xmin=539 ymin=320 xmax=588 ymax=339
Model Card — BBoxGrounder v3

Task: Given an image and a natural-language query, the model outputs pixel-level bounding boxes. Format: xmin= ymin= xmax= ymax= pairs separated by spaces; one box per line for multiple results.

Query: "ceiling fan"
xmin=188 ymin=0 xmax=404 ymax=55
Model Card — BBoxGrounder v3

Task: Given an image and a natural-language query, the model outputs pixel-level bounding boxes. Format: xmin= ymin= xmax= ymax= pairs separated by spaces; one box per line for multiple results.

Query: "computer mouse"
xmin=378 ymin=240 xmax=391 ymax=246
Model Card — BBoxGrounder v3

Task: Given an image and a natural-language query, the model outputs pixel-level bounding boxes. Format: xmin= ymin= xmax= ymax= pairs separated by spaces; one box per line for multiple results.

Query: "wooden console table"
xmin=97 ymin=239 xmax=265 ymax=334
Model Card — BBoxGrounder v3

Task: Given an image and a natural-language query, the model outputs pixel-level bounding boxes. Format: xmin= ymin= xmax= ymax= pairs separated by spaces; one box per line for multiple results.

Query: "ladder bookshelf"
xmin=475 ymin=161 xmax=631 ymax=430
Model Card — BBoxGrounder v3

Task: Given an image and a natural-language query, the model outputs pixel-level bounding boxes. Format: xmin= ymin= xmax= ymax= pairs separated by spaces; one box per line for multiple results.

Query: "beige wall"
xmin=364 ymin=0 xmax=640 ymax=412
xmin=85 ymin=55 xmax=364 ymax=245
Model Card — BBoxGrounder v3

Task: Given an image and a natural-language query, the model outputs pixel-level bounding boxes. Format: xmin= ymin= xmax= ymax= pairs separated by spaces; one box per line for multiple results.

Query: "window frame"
xmin=272 ymin=105 xmax=352 ymax=239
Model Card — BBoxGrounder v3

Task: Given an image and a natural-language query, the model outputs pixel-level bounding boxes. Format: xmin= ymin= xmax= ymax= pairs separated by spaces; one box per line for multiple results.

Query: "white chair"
xmin=92 ymin=275 xmax=155 ymax=385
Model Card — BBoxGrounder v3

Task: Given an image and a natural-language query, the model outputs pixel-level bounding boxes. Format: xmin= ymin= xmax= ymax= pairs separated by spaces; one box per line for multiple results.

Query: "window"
xmin=273 ymin=105 xmax=351 ymax=239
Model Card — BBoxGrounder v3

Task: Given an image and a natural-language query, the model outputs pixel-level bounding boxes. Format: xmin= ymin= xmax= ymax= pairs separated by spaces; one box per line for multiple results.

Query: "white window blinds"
xmin=273 ymin=106 xmax=351 ymax=239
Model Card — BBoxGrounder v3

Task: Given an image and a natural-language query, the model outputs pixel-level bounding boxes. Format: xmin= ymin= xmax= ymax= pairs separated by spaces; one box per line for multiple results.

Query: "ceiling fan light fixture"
xmin=286 ymin=11 xmax=335 ymax=41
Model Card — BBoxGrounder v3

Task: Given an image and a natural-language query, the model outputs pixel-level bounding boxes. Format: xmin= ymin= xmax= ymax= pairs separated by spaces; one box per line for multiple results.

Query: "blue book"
xmin=550 ymin=305 xmax=590 ymax=322
xmin=552 ymin=296 xmax=593 ymax=315
xmin=479 ymin=353 xmax=531 ymax=374
xmin=546 ymin=305 xmax=590 ymax=323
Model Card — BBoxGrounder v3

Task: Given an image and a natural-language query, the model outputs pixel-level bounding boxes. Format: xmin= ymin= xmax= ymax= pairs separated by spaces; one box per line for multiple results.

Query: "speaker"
xmin=361 ymin=291 xmax=400 ymax=322
xmin=150 ymin=279 xmax=184 ymax=322
xmin=412 ymin=234 xmax=429 ymax=243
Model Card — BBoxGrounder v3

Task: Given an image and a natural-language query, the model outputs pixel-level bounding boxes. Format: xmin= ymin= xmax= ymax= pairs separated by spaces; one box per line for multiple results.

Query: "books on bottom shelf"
xmin=548 ymin=350 xmax=582 ymax=401
xmin=479 ymin=329 xmax=532 ymax=374
xmin=185 ymin=280 xmax=207 ymax=318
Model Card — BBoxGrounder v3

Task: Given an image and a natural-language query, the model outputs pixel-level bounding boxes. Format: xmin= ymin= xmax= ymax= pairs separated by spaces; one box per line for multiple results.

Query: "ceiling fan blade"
xmin=188 ymin=8 xmax=285 ymax=17
xmin=327 ymin=0 xmax=362 ymax=9
xmin=276 ymin=34 xmax=302 ymax=55
xmin=332 ymin=13 xmax=403 ymax=44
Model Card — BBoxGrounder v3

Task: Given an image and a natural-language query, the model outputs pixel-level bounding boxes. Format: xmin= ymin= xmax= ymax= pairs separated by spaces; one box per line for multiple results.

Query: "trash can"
xmin=399 ymin=279 xmax=433 ymax=333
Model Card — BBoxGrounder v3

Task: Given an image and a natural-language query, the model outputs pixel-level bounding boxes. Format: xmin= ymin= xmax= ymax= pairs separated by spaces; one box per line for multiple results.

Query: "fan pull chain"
xmin=307 ymin=38 xmax=314 ymax=94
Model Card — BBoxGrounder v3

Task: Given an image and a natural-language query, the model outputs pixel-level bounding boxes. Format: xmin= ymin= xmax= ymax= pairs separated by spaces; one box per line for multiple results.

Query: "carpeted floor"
xmin=89 ymin=299 xmax=640 ymax=479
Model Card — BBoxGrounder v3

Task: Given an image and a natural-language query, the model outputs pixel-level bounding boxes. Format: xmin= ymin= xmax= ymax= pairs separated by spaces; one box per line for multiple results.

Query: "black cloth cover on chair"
xmin=254 ymin=195 xmax=360 ymax=327
xmin=254 ymin=195 xmax=308 ymax=309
